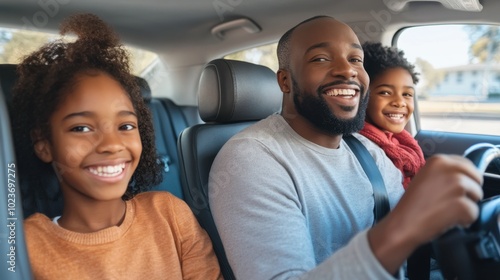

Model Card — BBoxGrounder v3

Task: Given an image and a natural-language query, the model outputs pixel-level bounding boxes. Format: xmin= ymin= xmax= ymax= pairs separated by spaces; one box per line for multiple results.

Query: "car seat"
xmin=177 ymin=59 xmax=282 ymax=279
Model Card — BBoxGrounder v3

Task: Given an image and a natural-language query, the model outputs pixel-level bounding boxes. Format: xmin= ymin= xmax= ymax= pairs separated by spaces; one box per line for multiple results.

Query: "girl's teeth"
xmin=387 ymin=114 xmax=404 ymax=119
xmin=88 ymin=163 xmax=125 ymax=177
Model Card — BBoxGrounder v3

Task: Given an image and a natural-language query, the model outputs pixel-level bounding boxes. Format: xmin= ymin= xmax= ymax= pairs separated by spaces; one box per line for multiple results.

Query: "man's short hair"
xmin=277 ymin=15 xmax=332 ymax=70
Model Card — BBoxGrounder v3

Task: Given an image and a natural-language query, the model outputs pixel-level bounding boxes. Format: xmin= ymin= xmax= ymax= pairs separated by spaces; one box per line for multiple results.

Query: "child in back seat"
xmin=360 ymin=42 xmax=426 ymax=189
xmin=12 ymin=13 xmax=222 ymax=280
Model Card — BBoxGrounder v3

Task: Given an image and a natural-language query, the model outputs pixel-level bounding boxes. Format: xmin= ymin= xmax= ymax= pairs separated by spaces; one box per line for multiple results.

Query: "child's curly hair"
xmin=12 ymin=13 xmax=162 ymax=202
xmin=362 ymin=42 xmax=419 ymax=84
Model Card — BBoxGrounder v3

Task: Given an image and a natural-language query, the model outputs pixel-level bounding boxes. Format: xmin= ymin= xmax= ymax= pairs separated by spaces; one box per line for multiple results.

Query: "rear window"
xmin=224 ymin=43 xmax=278 ymax=72
xmin=396 ymin=24 xmax=500 ymax=136
xmin=0 ymin=27 xmax=158 ymax=76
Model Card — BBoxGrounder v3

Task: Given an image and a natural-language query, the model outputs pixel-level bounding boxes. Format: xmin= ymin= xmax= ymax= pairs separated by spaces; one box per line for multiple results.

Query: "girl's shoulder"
xmin=24 ymin=212 xmax=50 ymax=221
xmin=132 ymin=191 xmax=193 ymax=216
xmin=133 ymin=191 xmax=182 ymax=204
xmin=24 ymin=213 xmax=52 ymax=228
xmin=131 ymin=191 xmax=202 ymax=234
xmin=24 ymin=213 xmax=52 ymax=229
xmin=23 ymin=213 xmax=59 ymax=244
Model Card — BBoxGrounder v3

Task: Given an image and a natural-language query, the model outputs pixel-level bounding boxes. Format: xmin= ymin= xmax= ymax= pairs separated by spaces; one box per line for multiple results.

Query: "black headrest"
xmin=198 ymin=59 xmax=282 ymax=123
xmin=135 ymin=76 xmax=152 ymax=102
xmin=0 ymin=64 xmax=152 ymax=104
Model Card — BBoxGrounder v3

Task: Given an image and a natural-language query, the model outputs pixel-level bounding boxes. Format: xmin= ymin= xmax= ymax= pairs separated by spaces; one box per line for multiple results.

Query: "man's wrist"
xmin=367 ymin=214 xmax=418 ymax=275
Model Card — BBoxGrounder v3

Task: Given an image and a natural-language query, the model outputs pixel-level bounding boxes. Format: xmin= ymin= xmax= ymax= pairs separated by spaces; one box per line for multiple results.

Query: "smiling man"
xmin=277 ymin=16 xmax=369 ymax=147
xmin=209 ymin=16 xmax=483 ymax=279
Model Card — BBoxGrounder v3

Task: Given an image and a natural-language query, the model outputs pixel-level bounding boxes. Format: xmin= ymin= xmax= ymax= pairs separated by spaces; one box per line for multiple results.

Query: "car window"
xmin=396 ymin=24 xmax=500 ymax=136
xmin=0 ymin=26 xmax=158 ymax=77
xmin=224 ymin=43 xmax=278 ymax=72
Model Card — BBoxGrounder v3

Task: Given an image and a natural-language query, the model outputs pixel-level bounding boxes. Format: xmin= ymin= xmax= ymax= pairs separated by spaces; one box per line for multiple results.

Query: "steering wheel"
xmin=433 ymin=143 xmax=500 ymax=280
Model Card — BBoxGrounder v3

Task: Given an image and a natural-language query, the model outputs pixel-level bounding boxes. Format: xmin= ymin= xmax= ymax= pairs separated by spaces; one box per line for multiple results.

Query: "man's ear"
xmin=32 ymin=131 xmax=53 ymax=163
xmin=277 ymin=69 xmax=291 ymax=94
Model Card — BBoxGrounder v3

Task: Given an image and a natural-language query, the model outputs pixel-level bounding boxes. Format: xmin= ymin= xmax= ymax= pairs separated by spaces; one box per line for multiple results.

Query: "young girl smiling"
xmin=361 ymin=42 xmax=426 ymax=189
xmin=13 ymin=13 xmax=221 ymax=279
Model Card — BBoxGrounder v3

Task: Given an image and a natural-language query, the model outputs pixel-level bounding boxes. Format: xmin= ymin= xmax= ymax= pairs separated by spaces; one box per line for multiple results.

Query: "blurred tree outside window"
xmin=0 ymin=27 xmax=158 ymax=76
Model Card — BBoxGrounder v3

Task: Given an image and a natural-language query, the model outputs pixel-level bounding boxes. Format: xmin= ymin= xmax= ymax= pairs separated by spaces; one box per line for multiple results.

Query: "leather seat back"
xmin=177 ymin=59 xmax=282 ymax=279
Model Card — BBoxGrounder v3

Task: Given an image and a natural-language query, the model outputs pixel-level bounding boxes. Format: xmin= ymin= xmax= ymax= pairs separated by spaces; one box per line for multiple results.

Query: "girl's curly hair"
xmin=362 ymin=42 xmax=419 ymax=84
xmin=12 ymin=13 xmax=163 ymax=203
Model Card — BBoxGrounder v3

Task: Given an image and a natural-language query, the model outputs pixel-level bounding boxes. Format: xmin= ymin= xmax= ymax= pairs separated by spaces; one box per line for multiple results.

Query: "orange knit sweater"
xmin=24 ymin=191 xmax=222 ymax=280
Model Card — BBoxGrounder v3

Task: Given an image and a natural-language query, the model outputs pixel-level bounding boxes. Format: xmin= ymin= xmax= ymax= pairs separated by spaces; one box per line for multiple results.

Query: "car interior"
xmin=0 ymin=0 xmax=500 ymax=279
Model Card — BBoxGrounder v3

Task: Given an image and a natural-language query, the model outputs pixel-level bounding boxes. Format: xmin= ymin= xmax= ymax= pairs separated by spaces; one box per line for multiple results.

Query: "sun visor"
xmin=385 ymin=0 xmax=482 ymax=12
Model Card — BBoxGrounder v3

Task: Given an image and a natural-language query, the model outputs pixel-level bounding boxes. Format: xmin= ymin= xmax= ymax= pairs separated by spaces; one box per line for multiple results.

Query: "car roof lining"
xmin=1 ymin=0 xmax=498 ymax=67
xmin=1 ymin=0 xmax=498 ymax=105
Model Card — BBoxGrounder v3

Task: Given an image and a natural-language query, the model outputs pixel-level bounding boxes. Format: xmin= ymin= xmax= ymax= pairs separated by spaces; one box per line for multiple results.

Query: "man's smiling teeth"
xmin=88 ymin=163 xmax=125 ymax=177
xmin=386 ymin=113 xmax=404 ymax=119
xmin=325 ymin=89 xmax=355 ymax=97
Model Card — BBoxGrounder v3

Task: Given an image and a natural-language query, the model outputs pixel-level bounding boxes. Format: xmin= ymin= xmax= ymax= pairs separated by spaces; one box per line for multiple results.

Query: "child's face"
xmin=366 ymin=67 xmax=415 ymax=134
xmin=34 ymin=72 xmax=142 ymax=202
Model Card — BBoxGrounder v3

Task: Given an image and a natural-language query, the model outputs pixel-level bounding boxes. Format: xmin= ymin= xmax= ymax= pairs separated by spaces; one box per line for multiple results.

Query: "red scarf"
xmin=359 ymin=122 xmax=426 ymax=189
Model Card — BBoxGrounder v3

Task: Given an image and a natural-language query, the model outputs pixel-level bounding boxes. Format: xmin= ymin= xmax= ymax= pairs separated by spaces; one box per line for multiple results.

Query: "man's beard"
xmin=292 ymin=77 xmax=368 ymax=136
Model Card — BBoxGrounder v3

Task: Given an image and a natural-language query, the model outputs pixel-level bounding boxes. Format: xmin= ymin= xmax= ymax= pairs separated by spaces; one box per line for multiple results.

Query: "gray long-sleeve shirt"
xmin=209 ymin=114 xmax=405 ymax=280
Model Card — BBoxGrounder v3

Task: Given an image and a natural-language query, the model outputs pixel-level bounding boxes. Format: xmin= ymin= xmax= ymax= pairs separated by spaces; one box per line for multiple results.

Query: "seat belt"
xmin=344 ymin=134 xmax=389 ymax=223
xmin=344 ymin=134 xmax=431 ymax=280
